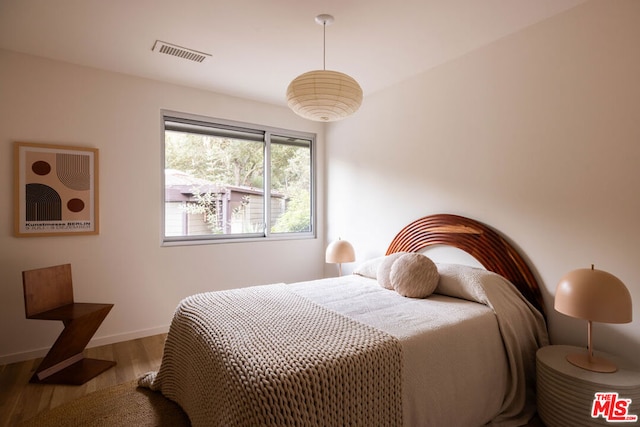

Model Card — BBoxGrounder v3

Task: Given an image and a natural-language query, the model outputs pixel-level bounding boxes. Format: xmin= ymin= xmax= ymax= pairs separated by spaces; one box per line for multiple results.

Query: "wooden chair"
xmin=22 ymin=264 xmax=116 ymax=384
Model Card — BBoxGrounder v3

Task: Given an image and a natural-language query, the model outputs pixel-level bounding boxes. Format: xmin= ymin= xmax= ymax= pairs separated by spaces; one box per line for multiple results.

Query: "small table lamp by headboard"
xmin=326 ymin=238 xmax=355 ymax=276
xmin=554 ymin=265 xmax=633 ymax=373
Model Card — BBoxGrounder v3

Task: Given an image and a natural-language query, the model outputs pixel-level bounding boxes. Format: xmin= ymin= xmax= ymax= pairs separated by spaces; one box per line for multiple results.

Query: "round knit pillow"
xmin=390 ymin=253 xmax=439 ymax=298
xmin=376 ymin=252 xmax=407 ymax=290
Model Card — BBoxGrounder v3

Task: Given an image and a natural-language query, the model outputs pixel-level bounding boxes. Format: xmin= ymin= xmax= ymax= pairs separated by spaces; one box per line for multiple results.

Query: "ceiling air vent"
xmin=152 ymin=40 xmax=211 ymax=63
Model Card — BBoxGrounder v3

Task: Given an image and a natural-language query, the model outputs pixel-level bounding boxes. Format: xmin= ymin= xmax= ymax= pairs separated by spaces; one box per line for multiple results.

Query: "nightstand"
xmin=536 ymin=345 xmax=640 ymax=426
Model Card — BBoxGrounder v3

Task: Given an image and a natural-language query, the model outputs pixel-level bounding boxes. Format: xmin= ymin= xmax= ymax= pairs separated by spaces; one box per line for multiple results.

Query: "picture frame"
xmin=14 ymin=142 xmax=99 ymax=237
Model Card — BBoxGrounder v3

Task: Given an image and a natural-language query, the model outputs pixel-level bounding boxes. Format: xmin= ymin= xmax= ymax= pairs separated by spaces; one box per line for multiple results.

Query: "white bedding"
xmin=288 ymin=264 xmax=549 ymax=426
xmin=141 ymin=263 xmax=548 ymax=427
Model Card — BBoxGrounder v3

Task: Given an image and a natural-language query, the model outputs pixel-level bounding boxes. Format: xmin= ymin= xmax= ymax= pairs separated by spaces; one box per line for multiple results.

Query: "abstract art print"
xmin=14 ymin=142 xmax=99 ymax=236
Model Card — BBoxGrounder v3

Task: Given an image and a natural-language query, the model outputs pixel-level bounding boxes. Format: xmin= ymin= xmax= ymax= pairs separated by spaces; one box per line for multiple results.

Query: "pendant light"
xmin=286 ymin=14 xmax=363 ymax=122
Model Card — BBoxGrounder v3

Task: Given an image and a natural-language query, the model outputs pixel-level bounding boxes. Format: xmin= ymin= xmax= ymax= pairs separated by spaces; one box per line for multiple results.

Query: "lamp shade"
xmin=325 ymin=238 xmax=355 ymax=264
xmin=555 ymin=267 xmax=632 ymax=324
xmin=286 ymin=70 xmax=363 ymax=122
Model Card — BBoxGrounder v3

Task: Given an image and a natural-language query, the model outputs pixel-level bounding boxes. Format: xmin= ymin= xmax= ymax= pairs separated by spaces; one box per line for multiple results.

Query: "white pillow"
xmin=435 ymin=263 xmax=490 ymax=303
xmin=353 ymin=256 xmax=385 ymax=280
xmin=390 ymin=253 xmax=439 ymax=298
xmin=376 ymin=252 xmax=407 ymax=290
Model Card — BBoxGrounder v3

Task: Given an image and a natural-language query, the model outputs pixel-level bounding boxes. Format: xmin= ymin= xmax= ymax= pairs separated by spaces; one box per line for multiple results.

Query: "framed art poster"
xmin=14 ymin=142 xmax=99 ymax=237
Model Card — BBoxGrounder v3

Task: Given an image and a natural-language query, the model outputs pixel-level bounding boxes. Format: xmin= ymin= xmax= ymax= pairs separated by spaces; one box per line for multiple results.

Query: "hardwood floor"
xmin=0 ymin=333 xmax=167 ymax=426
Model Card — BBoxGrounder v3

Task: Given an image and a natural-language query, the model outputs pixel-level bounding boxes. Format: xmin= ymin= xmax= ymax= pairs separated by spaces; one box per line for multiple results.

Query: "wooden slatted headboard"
xmin=386 ymin=214 xmax=546 ymax=317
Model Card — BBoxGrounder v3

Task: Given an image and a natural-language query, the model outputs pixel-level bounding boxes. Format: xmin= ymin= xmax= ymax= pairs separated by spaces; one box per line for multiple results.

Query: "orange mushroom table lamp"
xmin=554 ymin=265 xmax=633 ymax=373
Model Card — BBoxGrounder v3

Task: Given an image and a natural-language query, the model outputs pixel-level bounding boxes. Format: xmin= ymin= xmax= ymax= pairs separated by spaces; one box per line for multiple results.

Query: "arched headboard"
xmin=386 ymin=214 xmax=545 ymax=317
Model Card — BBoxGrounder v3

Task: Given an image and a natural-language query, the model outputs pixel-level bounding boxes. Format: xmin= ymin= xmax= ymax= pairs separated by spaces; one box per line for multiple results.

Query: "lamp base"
xmin=566 ymin=352 xmax=618 ymax=373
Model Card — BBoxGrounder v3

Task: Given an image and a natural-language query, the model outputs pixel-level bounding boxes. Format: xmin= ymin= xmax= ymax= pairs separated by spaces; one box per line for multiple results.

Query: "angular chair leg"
xmin=31 ymin=304 xmax=116 ymax=385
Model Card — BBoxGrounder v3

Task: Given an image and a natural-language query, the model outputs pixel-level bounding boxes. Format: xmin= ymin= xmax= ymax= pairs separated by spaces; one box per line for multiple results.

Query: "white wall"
xmin=326 ymin=0 xmax=640 ymax=363
xmin=2 ymin=0 xmax=638 ymax=367
xmin=0 ymin=50 xmax=326 ymax=363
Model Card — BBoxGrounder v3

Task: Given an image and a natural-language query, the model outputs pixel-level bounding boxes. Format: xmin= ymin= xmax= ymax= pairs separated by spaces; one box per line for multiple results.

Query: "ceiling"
xmin=0 ymin=0 xmax=586 ymax=107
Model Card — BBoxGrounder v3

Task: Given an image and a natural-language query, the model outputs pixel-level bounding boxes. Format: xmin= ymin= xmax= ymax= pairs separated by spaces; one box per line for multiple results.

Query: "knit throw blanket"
xmin=139 ymin=284 xmax=403 ymax=427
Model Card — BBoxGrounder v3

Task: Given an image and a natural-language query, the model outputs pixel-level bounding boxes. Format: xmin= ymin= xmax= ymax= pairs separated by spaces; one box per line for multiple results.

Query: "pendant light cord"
xmin=323 ymin=20 xmax=326 ymax=70
xmin=315 ymin=14 xmax=333 ymax=71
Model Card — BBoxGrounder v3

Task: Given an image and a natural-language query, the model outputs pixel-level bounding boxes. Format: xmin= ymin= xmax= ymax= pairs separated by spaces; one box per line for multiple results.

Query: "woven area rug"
xmin=19 ymin=380 xmax=190 ymax=427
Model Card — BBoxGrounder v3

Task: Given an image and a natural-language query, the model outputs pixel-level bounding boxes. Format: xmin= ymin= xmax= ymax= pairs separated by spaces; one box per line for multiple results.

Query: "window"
xmin=162 ymin=111 xmax=315 ymax=244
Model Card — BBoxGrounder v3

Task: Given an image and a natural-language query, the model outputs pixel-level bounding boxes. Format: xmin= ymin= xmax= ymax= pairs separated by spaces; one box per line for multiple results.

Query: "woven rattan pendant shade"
xmin=287 ymin=14 xmax=362 ymax=122
xmin=287 ymin=70 xmax=362 ymax=122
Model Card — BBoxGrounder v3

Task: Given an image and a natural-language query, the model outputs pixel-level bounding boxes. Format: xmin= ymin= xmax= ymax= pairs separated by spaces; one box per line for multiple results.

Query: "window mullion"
xmin=263 ymin=133 xmax=271 ymax=237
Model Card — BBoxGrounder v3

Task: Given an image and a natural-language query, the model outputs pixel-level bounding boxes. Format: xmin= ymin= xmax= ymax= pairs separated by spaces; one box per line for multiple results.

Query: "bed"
xmin=139 ymin=214 xmax=549 ymax=426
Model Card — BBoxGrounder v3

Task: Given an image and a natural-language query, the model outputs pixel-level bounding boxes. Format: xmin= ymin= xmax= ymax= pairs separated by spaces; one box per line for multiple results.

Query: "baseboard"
xmin=0 ymin=325 xmax=170 ymax=366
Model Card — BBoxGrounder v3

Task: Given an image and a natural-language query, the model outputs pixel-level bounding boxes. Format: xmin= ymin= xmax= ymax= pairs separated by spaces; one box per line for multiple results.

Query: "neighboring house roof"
xmin=165 ymin=169 xmax=285 ymax=202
